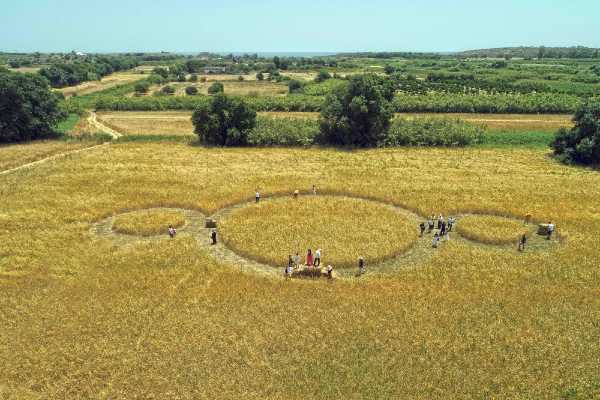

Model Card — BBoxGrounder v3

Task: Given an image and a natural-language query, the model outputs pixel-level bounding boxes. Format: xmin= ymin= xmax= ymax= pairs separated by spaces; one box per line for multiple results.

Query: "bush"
xmin=0 ymin=70 xmax=66 ymax=143
xmin=248 ymin=116 xmax=318 ymax=146
xmin=256 ymin=72 xmax=264 ymax=81
xmin=192 ymin=94 xmax=256 ymax=146
xmin=185 ymin=86 xmax=199 ymax=96
xmin=238 ymin=75 xmax=245 ymax=81
xmin=552 ymin=101 xmax=600 ymax=164
xmin=319 ymin=74 xmax=395 ymax=147
xmin=208 ymin=82 xmax=224 ymax=95
xmin=134 ymin=81 xmax=151 ymax=94
xmin=189 ymin=74 xmax=198 ymax=82
xmin=288 ymin=80 xmax=303 ymax=94
xmin=314 ymin=70 xmax=331 ymax=83
xmin=161 ymin=85 xmax=176 ymax=95
xmin=153 ymin=67 xmax=169 ymax=79
xmin=199 ymin=76 xmax=207 ymax=83
xmin=383 ymin=118 xmax=485 ymax=147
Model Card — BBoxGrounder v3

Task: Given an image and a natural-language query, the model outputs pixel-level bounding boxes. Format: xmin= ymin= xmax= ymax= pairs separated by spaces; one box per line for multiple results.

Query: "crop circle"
xmin=218 ymin=196 xmax=419 ymax=268
xmin=112 ymin=209 xmax=187 ymax=236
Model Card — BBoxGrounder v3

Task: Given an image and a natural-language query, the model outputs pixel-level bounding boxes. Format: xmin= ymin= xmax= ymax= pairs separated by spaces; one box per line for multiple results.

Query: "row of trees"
xmin=39 ymin=56 xmax=139 ymax=88
xmin=193 ymin=75 xmax=394 ymax=147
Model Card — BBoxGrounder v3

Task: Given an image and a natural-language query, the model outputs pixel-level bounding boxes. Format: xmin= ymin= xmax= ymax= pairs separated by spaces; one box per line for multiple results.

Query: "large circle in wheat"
xmin=218 ymin=196 xmax=419 ymax=268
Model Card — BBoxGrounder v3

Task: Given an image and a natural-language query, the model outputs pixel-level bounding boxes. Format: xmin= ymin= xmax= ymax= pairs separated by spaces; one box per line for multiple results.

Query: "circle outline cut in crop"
xmin=112 ymin=209 xmax=187 ymax=237
xmin=218 ymin=195 xmax=420 ymax=269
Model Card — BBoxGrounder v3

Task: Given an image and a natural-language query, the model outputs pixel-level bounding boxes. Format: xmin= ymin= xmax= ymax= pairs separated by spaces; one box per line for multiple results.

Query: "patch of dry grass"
xmin=456 ymin=214 xmax=531 ymax=245
xmin=96 ymin=111 xmax=195 ymax=136
xmin=0 ymin=140 xmax=94 ymax=171
xmin=112 ymin=209 xmax=186 ymax=236
xmin=219 ymin=196 xmax=418 ymax=268
xmin=396 ymin=113 xmax=573 ymax=132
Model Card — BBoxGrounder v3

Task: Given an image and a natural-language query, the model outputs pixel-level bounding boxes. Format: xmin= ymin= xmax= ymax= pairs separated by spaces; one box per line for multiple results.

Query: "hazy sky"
xmin=1 ymin=0 xmax=599 ymax=53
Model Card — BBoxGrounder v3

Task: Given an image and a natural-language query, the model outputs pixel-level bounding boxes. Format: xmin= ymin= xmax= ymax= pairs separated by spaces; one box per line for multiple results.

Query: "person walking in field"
xmin=168 ymin=225 xmax=177 ymax=238
xmin=440 ymin=220 xmax=447 ymax=236
xmin=312 ymin=185 xmax=317 ymax=195
xmin=428 ymin=216 xmax=435 ymax=233
xmin=518 ymin=234 xmax=527 ymax=251
xmin=285 ymin=256 xmax=293 ymax=277
xmin=419 ymin=222 xmax=426 ymax=237
xmin=437 ymin=214 xmax=444 ymax=230
xmin=547 ymin=222 xmax=555 ymax=240
xmin=448 ymin=216 xmax=455 ymax=232
xmin=293 ymin=190 xmax=300 ymax=199
xmin=326 ymin=264 xmax=334 ymax=279
xmin=255 ymin=189 xmax=260 ymax=203
xmin=210 ymin=228 xmax=217 ymax=245
xmin=358 ymin=256 xmax=366 ymax=275
xmin=314 ymin=248 xmax=322 ymax=267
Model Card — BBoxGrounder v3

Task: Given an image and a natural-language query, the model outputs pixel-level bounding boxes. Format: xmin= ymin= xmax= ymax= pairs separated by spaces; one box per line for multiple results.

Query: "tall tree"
xmin=0 ymin=71 xmax=66 ymax=143
xmin=319 ymin=74 xmax=395 ymax=147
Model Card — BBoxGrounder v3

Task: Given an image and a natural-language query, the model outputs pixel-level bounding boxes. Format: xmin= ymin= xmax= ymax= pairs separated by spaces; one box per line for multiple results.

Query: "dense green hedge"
xmin=392 ymin=92 xmax=585 ymax=114
xmin=247 ymin=116 xmax=484 ymax=147
xmin=95 ymin=94 xmax=324 ymax=112
xmin=383 ymin=117 xmax=484 ymax=146
xmin=93 ymin=92 xmax=592 ymax=114
xmin=248 ymin=116 xmax=318 ymax=146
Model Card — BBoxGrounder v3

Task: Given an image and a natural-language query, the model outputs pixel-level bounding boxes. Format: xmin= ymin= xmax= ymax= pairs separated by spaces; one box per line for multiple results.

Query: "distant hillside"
xmin=457 ymin=46 xmax=600 ymax=59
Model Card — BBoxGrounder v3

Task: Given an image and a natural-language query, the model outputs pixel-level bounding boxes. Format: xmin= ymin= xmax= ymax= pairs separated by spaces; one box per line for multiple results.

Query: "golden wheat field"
xmin=456 ymin=215 xmax=531 ymax=245
xmin=1 ymin=141 xmax=599 ymax=398
xmin=219 ymin=196 xmax=418 ymax=268
xmin=0 ymin=140 xmax=94 ymax=171
xmin=112 ymin=209 xmax=187 ymax=236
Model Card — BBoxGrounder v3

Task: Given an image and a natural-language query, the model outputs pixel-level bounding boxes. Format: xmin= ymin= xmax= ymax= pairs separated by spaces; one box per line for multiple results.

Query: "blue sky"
xmin=1 ymin=0 xmax=599 ymax=53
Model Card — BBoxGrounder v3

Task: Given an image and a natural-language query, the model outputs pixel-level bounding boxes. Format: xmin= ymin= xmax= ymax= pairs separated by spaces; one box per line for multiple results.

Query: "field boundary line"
xmin=0 ymin=142 xmax=110 ymax=176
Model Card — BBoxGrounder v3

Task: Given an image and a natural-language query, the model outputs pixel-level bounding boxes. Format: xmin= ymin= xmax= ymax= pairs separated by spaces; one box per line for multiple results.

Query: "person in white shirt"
xmin=255 ymin=190 xmax=260 ymax=203
xmin=314 ymin=249 xmax=322 ymax=267
xmin=293 ymin=253 xmax=301 ymax=269
xmin=326 ymin=264 xmax=333 ymax=279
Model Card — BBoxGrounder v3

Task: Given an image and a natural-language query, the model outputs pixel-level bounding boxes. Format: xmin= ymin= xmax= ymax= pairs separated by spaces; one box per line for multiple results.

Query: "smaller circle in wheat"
xmin=217 ymin=195 xmax=420 ymax=268
xmin=112 ymin=209 xmax=187 ymax=237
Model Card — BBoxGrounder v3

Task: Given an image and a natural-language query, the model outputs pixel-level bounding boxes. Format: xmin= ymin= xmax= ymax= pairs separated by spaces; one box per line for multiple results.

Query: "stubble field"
xmin=0 ymin=141 xmax=599 ymax=399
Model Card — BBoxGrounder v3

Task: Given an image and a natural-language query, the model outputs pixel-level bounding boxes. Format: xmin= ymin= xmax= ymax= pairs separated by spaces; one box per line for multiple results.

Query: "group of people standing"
xmin=286 ymin=249 xmax=335 ymax=278
xmin=420 ymin=214 xmax=456 ymax=248
xmin=285 ymin=250 xmax=367 ymax=279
